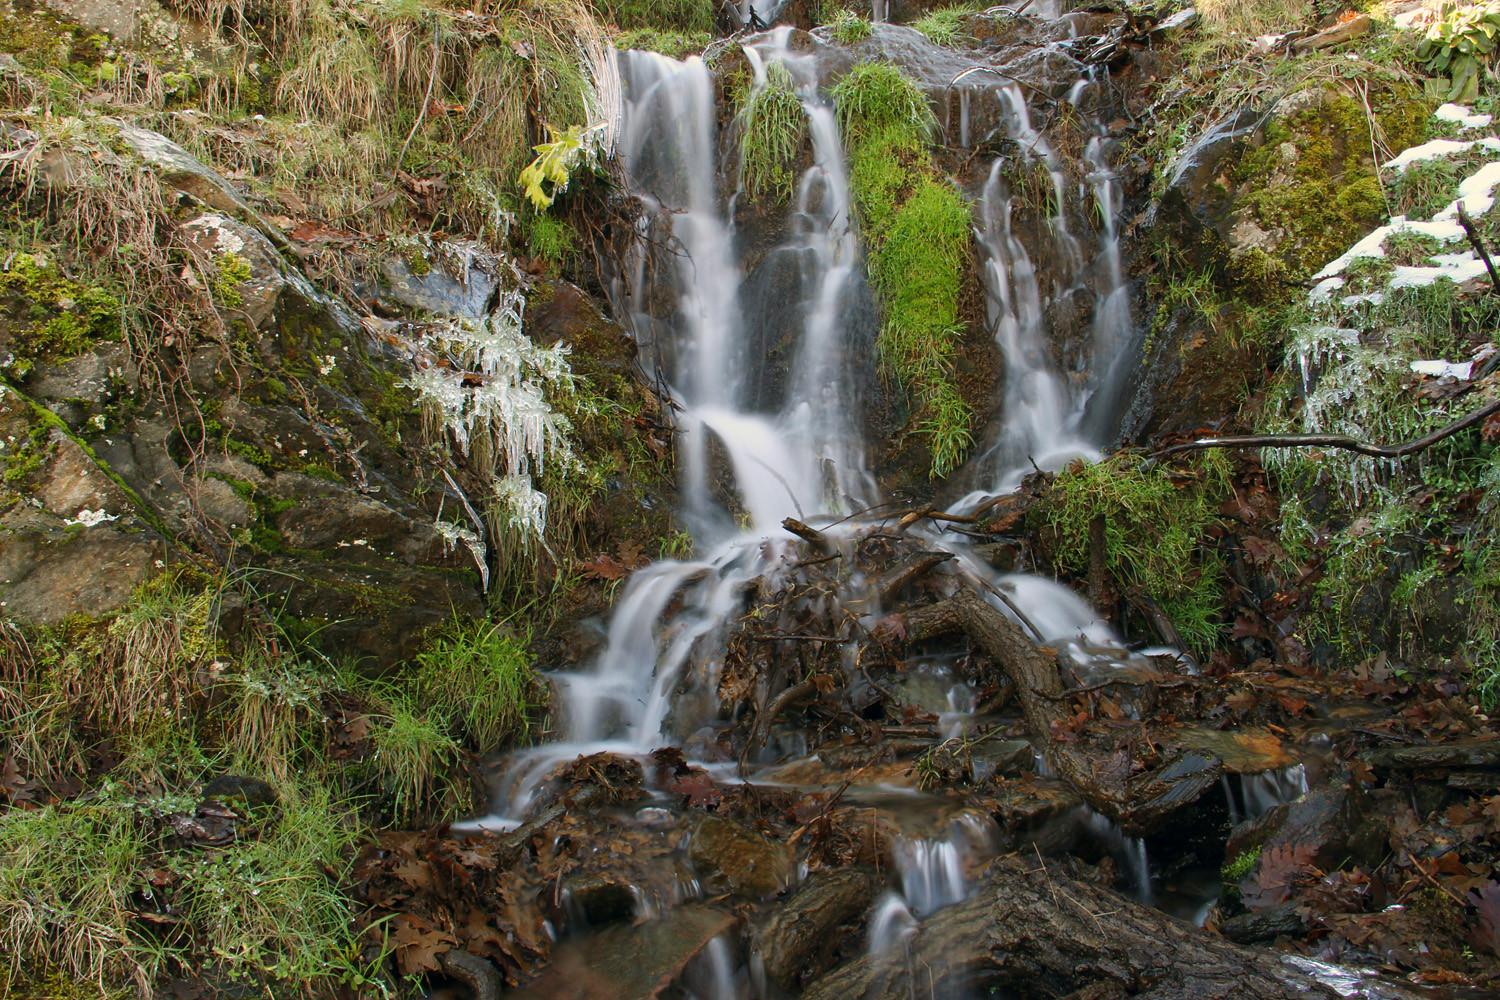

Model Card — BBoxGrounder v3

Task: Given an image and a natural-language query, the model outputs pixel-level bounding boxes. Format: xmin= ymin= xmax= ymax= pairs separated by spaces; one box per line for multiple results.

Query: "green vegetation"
xmin=613 ymin=27 xmax=712 ymax=58
xmin=598 ymin=0 xmax=714 ymax=33
xmin=1416 ymin=1 xmax=1500 ymax=102
xmin=1035 ymin=453 xmax=1233 ymax=654
xmin=1223 ymin=844 xmax=1262 ymax=883
xmin=1198 ymin=0 xmax=1311 ymax=35
xmin=0 ymin=570 xmax=541 ymax=992
xmin=912 ymin=6 xmax=979 ymax=47
xmin=829 ymin=9 xmax=873 ymax=44
xmin=410 ymin=618 xmax=542 ymax=750
xmin=833 ymin=62 xmax=974 ymax=477
xmin=0 ymin=253 xmax=120 ymax=369
xmin=739 ymin=62 xmax=808 ymax=202
xmin=1232 ymin=86 xmax=1430 ymax=279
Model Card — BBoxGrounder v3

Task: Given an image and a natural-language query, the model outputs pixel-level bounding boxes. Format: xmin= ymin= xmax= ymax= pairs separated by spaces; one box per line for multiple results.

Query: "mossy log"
xmin=800 ymin=855 xmax=1341 ymax=1000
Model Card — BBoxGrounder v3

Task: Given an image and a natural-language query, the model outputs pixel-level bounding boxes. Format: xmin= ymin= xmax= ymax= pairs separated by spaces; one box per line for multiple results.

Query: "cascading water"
xmin=477 ymin=11 xmax=1173 ymax=976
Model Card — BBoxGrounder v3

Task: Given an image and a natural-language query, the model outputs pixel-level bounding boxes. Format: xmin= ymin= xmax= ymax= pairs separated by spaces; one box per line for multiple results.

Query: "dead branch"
xmin=875 ymin=551 xmax=954 ymax=605
xmin=1156 ymin=397 xmax=1500 ymax=459
xmin=1458 ymin=203 xmax=1500 ymax=293
xmin=783 ymin=517 xmax=834 ymax=553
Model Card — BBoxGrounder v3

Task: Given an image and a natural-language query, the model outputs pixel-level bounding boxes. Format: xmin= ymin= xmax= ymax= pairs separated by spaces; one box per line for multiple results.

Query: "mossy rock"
xmin=1230 ymin=85 xmax=1433 ymax=280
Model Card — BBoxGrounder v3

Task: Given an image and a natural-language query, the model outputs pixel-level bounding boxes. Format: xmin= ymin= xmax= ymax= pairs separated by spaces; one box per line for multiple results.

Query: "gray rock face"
xmin=378 ymin=241 xmax=503 ymax=319
xmin=110 ymin=121 xmax=291 ymax=250
xmin=180 ymin=213 xmax=301 ymax=330
xmin=0 ymin=515 xmax=166 ymax=622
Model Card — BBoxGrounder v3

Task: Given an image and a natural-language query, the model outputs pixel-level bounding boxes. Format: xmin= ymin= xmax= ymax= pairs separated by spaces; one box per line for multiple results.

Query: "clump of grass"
xmin=912 ymin=6 xmax=979 ymax=47
xmin=833 ymin=61 xmax=935 ymax=140
xmin=1035 ymin=452 xmax=1232 ymax=653
xmin=411 ymin=618 xmax=542 ymax=750
xmin=829 ymin=9 xmax=872 ymax=44
xmin=598 ymin=0 xmax=714 ymax=33
xmin=833 ymin=62 xmax=972 ymax=477
xmin=870 ymin=179 xmax=975 ymax=476
xmin=612 ymin=27 xmax=711 ymax=58
xmin=0 ymin=783 xmax=367 ymax=993
xmin=1198 ymin=0 xmax=1312 ymax=35
xmin=368 ymin=693 xmax=467 ymax=826
xmin=0 ymin=790 xmax=153 ymax=992
xmin=739 ymin=62 xmax=808 ymax=202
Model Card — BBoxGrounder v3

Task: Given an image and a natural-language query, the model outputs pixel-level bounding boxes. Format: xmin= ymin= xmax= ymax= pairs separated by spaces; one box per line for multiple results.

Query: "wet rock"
xmin=1363 ymin=739 xmax=1500 ymax=771
xmin=1124 ymin=750 xmax=1223 ymax=826
xmin=1221 ymin=901 xmax=1303 ymax=944
xmin=562 ymin=871 xmax=639 ymax=926
xmin=378 ymin=241 xmax=501 ymax=319
xmin=1255 ymin=777 xmax=1383 ymax=871
xmin=201 ymin=774 xmax=279 ymax=812
xmin=32 ymin=429 xmax=134 ymax=517
xmin=1154 ymin=107 xmax=1264 ymax=267
xmin=759 ymin=869 xmax=877 ymax=990
xmin=1225 ymin=802 xmax=1290 ymax=862
xmin=511 ymin=905 xmax=736 ymax=1000
xmin=688 ymin=816 xmax=792 ymax=897
xmin=972 ymin=739 xmax=1036 ymax=777
xmin=262 ymin=558 xmax=484 ymax=668
xmin=1177 ymin=728 xmax=1296 ymax=774
xmin=273 ymin=490 xmax=457 ymax=568
xmin=988 ymin=777 xmax=1084 ymax=832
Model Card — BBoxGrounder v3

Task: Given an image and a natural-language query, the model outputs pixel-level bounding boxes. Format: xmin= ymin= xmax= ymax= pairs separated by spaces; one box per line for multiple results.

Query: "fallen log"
xmin=948 ymin=589 xmax=1220 ymax=835
xmin=874 ymin=550 xmax=954 ymax=605
xmin=758 ymin=869 xmax=878 ymax=991
xmin=800 ymin=855 xmax=1342 ymax=1000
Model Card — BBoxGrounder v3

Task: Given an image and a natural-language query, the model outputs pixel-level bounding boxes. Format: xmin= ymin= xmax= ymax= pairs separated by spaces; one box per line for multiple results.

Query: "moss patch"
xmin=1233 ymin=86 xmax=1432 ymax=278
xmin=834 ymin=62 xmax=974 ymax=477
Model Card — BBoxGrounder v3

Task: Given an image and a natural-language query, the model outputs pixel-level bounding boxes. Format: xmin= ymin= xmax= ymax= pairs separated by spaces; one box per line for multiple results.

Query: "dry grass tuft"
xmin=1198 ymin=0 xmax=1314 ymax=35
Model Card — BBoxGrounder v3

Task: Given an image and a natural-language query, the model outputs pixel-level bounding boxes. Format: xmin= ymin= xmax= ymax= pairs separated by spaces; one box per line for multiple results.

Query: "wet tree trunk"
xmin=800 ymin=856 xmax=1339 ymax=1000
xmin=892 ymin=589 xmax=1221 ymax=835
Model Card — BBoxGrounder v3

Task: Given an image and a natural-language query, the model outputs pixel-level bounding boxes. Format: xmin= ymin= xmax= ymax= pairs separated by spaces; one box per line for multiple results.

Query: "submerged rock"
xmin=511 ymin=905 xmax=737 ymax=1000
xmin=688 ymin=816 xmax=793 ymax=898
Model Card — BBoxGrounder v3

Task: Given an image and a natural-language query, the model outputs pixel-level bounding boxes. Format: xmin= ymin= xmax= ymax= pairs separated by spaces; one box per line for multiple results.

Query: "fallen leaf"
xmin=391 ymin=915 xmax=456 ymax=975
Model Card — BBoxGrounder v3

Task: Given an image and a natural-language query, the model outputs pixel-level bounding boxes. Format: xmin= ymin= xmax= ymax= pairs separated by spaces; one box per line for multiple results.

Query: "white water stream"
xmin=473 ymin=17 xmax=1201 ymax=977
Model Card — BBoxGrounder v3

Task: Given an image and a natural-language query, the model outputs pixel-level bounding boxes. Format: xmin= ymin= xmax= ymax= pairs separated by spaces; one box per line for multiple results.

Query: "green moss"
xmin=0 ymin=253 xmax=120 ymax=364
xmin=525 ymin=209 xmax=577 ymax=263
xmin=1223 ymin=844 xmax=1262 ymax=883
xmin=1034 ymin=452 xmax=1233 ymax=654
xmin=739 ymin=62 xmax=808 ymax=203
xmin=833 ymin=63 xmax=972 ymax=477
xmin=212 ymin=252 xmax=253 ymax=308
xmin=1233 ymin=86 xmax=1434 ymax=278
xmin=612 ymin=27 xmax=711 ymax=58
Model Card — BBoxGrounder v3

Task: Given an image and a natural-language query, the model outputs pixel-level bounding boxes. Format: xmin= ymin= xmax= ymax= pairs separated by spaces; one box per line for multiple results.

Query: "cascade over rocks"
xmin=5 ymin=0 xmax=1500 ymax=995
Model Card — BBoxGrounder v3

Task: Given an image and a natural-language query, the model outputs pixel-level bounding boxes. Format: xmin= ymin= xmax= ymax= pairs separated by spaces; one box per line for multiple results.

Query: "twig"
xmin=396 ymin=28 xmax=442 ymax=172
xmin=1157 ymin=397 xmax=1500 ymax=459
xmin=1033 ymin=677 xmax=1198 ymax=701
xmin=1457 ymin=203 xmax=1500 ymax=294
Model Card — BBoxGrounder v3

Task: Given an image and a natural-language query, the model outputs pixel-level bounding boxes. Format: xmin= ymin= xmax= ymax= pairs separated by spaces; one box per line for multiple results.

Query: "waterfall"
xmin=967 ymin=74 xmax=1138 ymax=492
xmin=477 ymin=15 xmax=1167 ymax=857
